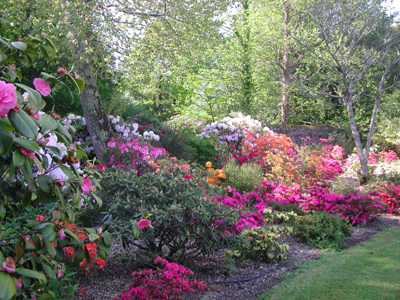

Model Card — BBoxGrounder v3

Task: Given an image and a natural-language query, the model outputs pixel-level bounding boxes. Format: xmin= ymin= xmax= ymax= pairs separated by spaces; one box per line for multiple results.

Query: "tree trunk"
xmin=281 ymin=2 xmax=291 ymax=125
xmin=76 ymin=62 xmax=112 ymax=160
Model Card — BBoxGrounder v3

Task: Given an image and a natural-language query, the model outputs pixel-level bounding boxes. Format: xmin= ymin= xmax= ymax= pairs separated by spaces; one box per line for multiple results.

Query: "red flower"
xmin=97 ymin=164 xmax=107 ymax=171
xmin=137 ymin=219 xmax=151 ymax=229
xmin=145 ymin=124 xmax=150 ymax=127
xmin=184 ymin=174 xmax=193 ymax=180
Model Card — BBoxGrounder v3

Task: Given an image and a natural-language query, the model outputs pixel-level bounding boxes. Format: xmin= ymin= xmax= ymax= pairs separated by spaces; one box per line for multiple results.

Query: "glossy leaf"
xmin=58 ymin=164 xmax=74 ymax=179
xmin=14 ymin=137 xmax=39 ymax=152
xmin=37 ymin=175 xmax=53 ymax=193
xmin=15 ymin=83 xmax=42 ymax=113
xmin=11 ymin=41 xmax=27 ymax=51
xmin=39 ymin=114 xmax=58 ymax=131
xmin=74 ymin=78 xmax=85 ymax=93
xmin=16 ymin=268 xmax=47 ymax=282
xmin=8 ymin=109 xmax=38 ymax=139
xmin=56 ymin=122 xmax=72 ymax=143
xmin=38 ymin=45 xmax=49 ymax=61
xmin=44 ymin=241 xmax=56 ymax=258
xmin=0 ymin=272 xmax=16 ymax=300
xmin=0 ymin=127 xmax=13 ymax=154
xmin=12 ymin=151 xmax=25 ymax=166
xmin=44 ymin=38 xmax=57 ymax=56
xmin=40 ymin=223 xmax=57 ymax=242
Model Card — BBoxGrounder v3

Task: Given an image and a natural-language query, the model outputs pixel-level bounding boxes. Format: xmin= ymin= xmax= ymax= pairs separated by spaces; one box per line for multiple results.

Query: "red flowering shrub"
xmin=113 ymin=256 xmax=207 ymax=300
xmin=301 ymin=187 xmax=384 ymax=224
xmin=377 ymin=184 xmax=400 ymax=214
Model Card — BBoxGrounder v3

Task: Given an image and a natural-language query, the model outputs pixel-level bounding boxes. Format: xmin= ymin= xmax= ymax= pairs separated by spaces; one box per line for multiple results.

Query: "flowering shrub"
xmin=101 ymin=162 xmax=240 ymax=263
xmin=205 ymin=161 xmax=227 ymax=185
xmin=377 ymin=184 xmax=400 ymax=214
xmin=199 ymin=112 xmax=271 ymax=149
xmin=301 ymin=187 xmax=384 ymax=224
xmin=0 ymin=34 xmax=111 ymax=299
xmin=166 ymin=114 xmax=205 ymax=135
xmin=101 ymin=137 xmax=167 ymax=174
xmin=113 ymin=256 xmax=207 ymax=300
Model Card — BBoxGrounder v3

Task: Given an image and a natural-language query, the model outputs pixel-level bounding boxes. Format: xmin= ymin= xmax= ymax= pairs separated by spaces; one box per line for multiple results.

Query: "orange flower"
xmin=205 ymin=161 xmax=212 ymax=168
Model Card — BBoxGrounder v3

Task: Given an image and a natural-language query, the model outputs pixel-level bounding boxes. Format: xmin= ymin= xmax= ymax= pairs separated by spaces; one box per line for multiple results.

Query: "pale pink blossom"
xmin=33 ymin=78 xmax=51 ymax=96
xmin=0 ymin=80 xmax=17 ymax=119
xmin=137 ymin=219 xmax=151 ymax=229
xmin=1 ymin=257 xmax=16 ymax=273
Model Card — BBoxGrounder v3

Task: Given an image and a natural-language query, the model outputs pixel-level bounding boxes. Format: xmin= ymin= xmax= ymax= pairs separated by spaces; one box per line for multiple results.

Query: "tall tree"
xmin=293 ymin=0 xmax=400 ymax=183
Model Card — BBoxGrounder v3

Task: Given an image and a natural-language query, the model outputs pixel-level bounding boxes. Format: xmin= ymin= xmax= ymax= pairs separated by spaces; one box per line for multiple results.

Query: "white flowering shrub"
xmin=166 ymin=114 xmax=205 ymax=135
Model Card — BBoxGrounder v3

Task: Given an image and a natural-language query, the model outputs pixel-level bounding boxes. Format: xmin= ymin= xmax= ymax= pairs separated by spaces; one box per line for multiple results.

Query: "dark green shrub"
xmin=266 ymin=201 xmax=306 ymax=216
xmin=291 ymin=212 xmax=352 ymax=250
xmin=100 ymin=165 xmax=240 ymax=263
xmin=187 ymin=135 xmax=220 ymax=167
xmin=223 ymin=160 xmax=264 ymax=193
xmin=156 ymin=127 xmax=194 ymax=161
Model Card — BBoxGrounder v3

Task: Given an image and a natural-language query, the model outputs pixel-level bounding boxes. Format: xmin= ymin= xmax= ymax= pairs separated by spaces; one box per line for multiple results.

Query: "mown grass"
xmin=260 ymin=226 xmax=400 ymax=300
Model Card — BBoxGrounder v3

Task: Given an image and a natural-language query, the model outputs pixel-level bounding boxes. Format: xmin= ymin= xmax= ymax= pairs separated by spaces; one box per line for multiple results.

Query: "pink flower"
xmin=14 ymin=276 xmax=23 ymax=288
xmin=33 ymin=78 xmax=51 ymax=96
xmin=139 ymin=126 xmax=144 ymax=130
xmin=57 ymin=265 xmax=63 ymax=278
xmin=57 ymin=67 xmax=67 ymax=74
xmin=183 ymin=174 xmax=193 ymax=180
xmin=81 ymin=177 xmax=95 ymax=194
xmin=58 ymin=229 xmax=66 ymax=240
xmin=41 ymin=32 xmax=45 ymax=38
xmin=97 ymin=164 xmax=107 ymax=171
xmin=21 ymin=148 xmax=35 ymax=159
xmin=137 ymin=219 xmax=151 ymax=229
xmin=0 ymin=80 xmax=17 ymax=119
xmin=31 ymin=112 xmax=40 ymax=120
xmin=146 ymin=124 xmax=150 ymax=127
xmin=1 ymin=257 xmax=16 ymax=273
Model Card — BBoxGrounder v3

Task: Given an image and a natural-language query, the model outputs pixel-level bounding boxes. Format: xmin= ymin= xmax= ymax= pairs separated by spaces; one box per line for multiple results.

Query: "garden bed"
xmin=74 ymin=214 xmax=400 ymax=300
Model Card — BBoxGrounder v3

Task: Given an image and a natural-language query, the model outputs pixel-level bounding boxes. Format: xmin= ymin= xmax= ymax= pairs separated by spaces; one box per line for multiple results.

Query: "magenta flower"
xmin=31 ymin=112 xmax=40 ymax=120
xmin=0 ymin=80 xmax=17 ymax=119
xmin=21 ymin=148 xmax=35 ymax=159
xmin=81 ymin=177 xmax=95 ymax=194
xmin=58 ymin=229 xmax=66 ymax=240
xmin=33 ymin=78 xmax=51 ymax=96
xmin=1 ymin=257 xmax=16 ymax=273
xmin=57 ymin=265 xmax=63 ymax=278
xmin=137 ymin=219 xmax=151 ymax=229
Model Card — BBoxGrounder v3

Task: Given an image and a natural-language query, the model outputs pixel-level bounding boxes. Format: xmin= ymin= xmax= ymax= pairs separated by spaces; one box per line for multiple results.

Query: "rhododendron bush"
xmin=0 ymin=35 xmax=111 ymax=300
xmin=377 ymin=184 xmax=400 ymax=214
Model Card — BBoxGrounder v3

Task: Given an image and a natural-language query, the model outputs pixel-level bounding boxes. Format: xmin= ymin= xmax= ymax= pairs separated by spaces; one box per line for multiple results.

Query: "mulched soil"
xmin=74 ymin=214 xmax=400 ymax=300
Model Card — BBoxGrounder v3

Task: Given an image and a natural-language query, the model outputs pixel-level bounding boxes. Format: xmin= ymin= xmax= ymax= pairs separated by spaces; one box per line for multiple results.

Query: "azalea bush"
xmin=301 ymin=187 xmax=384 ymax=224
xmin=0 ymin=34 xmax=111 ymax=300
xmin=377 ymin=184 xmax=400 ymax=214
xmin=113 ymin=256 xmax=207 ymax=300
xmin=101 ymin=160 xmax=240 ymax=263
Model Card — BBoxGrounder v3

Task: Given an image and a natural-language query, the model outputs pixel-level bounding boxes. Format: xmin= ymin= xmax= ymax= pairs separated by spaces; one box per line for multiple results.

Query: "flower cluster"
xmin=113 ymin=256 xmax=207 ymax=300
xmin=377 ymin=184 xmax=400 ymax=214
xmin=103 ymin=137 xmax=167 ymax=174
xmin=205 ymin=161 xmax=227 ymax=185
xmin=166 ymin=114 xmax=205 ymax=134
xmin=301 ymin=187 xmax=385 ymax=224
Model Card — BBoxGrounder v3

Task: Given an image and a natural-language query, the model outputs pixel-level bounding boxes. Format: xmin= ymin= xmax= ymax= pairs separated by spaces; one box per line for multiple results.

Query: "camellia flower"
xmin=1 ymin=257 xmax=16 ymax=273
xmin=81 ymin=177 xmax=95 ymax=194
xmin=21 ymin=148 xmax=35 ymax=159
xmin=57 ymin=67 xmax=67 ymax=74
xmin=0 ymin=80 xmax=17 ymax=119
xmin=57 ymin=265 xmax=63 ymax=278
xmin=137 ymin=219 xmax=151 ymax=229
xmin=14 ymin=276 xmax=23 ymax=288
xmin=33 ymin=78 xmax=51 ymax=96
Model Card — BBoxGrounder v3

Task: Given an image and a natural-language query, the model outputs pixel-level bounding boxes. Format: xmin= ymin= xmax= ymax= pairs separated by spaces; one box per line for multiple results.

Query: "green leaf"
xmin=37 ymin=190 xmax=53 ymax=204
xmin=46 ymin=146 xmax=61 ymax=156
xmin=91 ymin=192 xmax=103 ymax=207
xmin=16 ymin=240 xmax=24 ymax=262
xmin=12 ymin=151 xmax=25 ymax=166
xmin=0 ymin=272 xmax=16 ymax=300
xmin=56 ymin=122 xmax=72 ymax=143
xmin=75 ymin=149 xmax=88 ymax=161
xmin=44 ymin=241 xmax=56 ymax=258
xmin=58 ymin=164 xmax=74 ymax=179
xmin=25 ymin=47 xmax=39 ymax=58
xmin=38 ymin=45 xmax=49 ymax=61
xmin=0 ymin=127 xmax=13 ymax=154
xmin=38 ymin=293 xmax=55 ymax=300
xmin=102 ymin=232 xmax=112 ymax=247
xmin=15 ymin=83 xmax=42 ymax=113
xmin=40 ymin=223 xmax=57 ymax=242
xmin=16 ymin=268 xmax=47 ymax=282
xmin=0 ymin=118 xmax=14 ymax=131
xmin=0 ymin=252 xmax=4 ymax=264
xmin=28 ymin=35 xmax=41 ymax=43
xmin=65 ymin=74 xmax=81 ymax=93
xmin=88 ymin=233 xmax=99 ymax=242
xmin=64 ymin=228 xmax=80 ymax=241
xmin=8 ymin=109 xmax=38 ymax=139
xmin=0 ymin=38 xmax=11 ymax=48
xmin=11 ymin=41 xmax=27 ymax=51
xmin=41 ymin=72 xmax=57 ymax=83
xmin=37 ymin=175 xmax=53 ymax=193
xmin=44 ymin=38 xmax=57 ymax=56
xmin=74 ymin=78 xmax=85 ymax=93
xmin=39 ymin=114 xmax=58 ymax=131
xmin=14 ymin=137 xmax=39 ymax=152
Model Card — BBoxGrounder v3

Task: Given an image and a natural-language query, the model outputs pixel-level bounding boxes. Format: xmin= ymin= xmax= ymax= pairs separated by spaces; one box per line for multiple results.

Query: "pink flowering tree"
xmin=0 ymin=35 xmax=111 ymax=299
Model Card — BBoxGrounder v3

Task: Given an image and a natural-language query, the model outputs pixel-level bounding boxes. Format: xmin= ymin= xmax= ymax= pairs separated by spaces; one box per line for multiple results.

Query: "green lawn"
xmin=261 ymin=227 xmax=400 ymax=300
